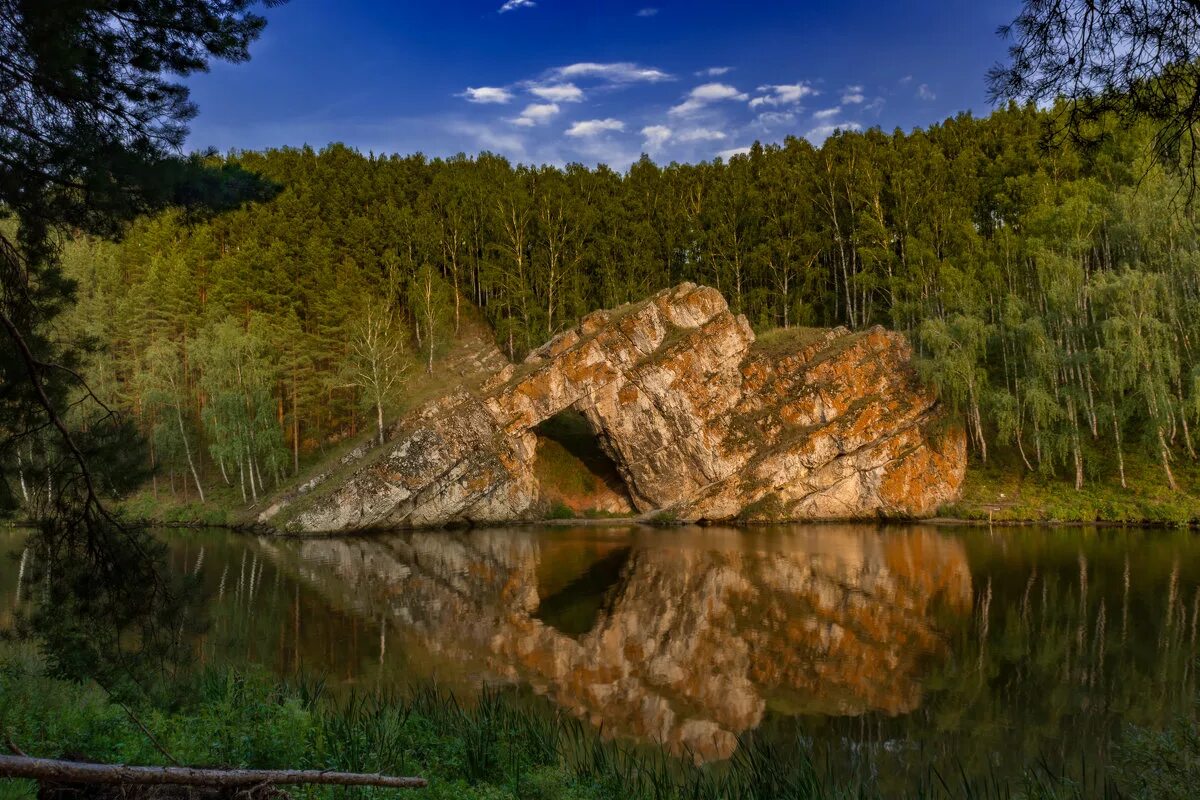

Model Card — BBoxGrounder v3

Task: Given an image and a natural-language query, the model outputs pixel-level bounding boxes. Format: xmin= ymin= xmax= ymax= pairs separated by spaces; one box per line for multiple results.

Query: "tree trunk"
xmin=245 ymin=452 xmax=257 ymax=503
xmin=1179 ymin=389 xmax=1197 ymax=460
xmin=246 ymin=447 xmax=259 ymax=503
xmin=292 ymin=370 xmax=300 ymax=475
xmin=454 ymin=274 xmax=461 ymax=334
xmin=1073 ymin=435 xmax=1084 ymax=491
xmin=1159 ymin=427 xmax=1180 ymax=492
xmin=376 ymin=400 xmax=385 ymax=447
xmin=1068 ymin=396 xmax=1083 ymax=491
xmin=1014 ymin=416 xmax=1035 ymax=472
xmin=173 ymin=403 xmax=205 ymax=503
xmin=0 ymin=755 xmax=426 ymax=790
xmin=15 ymin=450 xmax=28 ymax=504
xmin=253 ymin=454 xmax=265 ymax=498
xmin=1033 ymin=414 xmax=1043 ymax=468
xmin=1112 ymin=408 xmax=1127 ymax=489
xmin=968 ymin=379 xmax=987 ymax=463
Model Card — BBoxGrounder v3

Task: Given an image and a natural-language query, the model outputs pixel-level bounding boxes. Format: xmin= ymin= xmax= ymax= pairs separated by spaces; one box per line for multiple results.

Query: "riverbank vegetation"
xmin=2 ymin=641 xmax=1194 ymax=800
xmin=945 ymin=449 xmax=1200 ymax=525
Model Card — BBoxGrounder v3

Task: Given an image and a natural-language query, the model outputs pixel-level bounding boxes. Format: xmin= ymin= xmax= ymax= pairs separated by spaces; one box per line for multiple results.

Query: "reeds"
xmin=307 ymin=680 xmax=1121 ymax=799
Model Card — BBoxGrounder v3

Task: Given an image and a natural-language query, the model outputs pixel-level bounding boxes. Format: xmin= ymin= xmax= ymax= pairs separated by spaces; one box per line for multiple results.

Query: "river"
xmin=2 ymin=523 xmax=1197 ymax=790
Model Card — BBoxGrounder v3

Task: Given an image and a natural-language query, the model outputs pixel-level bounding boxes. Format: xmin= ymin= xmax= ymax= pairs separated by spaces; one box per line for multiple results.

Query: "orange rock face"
xmin=287 ymin=284 xmax=965 ymax=532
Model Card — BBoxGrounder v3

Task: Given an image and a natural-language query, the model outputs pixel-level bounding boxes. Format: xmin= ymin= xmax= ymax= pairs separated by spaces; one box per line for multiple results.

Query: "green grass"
xmin=2 ymin=640 xmax=1160 ymax=800
xmin=1111 ymin=712 xmax=1200 ymax=799
xmin=942 ymin=445 xmax=1200 ymax=526
xmin=534 ymin=439 xmax=603 ymax=501
xmin=532 ymin=411 xmax=633 ymax=519
xmin=545 ymin=500 xmax=577 ymax=520
xmin=750 ymin=326 xmax=835 ymax=359
xmin=736 ymin=493 xmax=786 ymax=522
xmin=115 ymin=425 xmax=384 ymax=529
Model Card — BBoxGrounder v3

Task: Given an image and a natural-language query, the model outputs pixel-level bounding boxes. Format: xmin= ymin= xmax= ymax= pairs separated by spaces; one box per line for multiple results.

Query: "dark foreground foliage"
xmin=3 ymin=644 xmax=1197 ymax=800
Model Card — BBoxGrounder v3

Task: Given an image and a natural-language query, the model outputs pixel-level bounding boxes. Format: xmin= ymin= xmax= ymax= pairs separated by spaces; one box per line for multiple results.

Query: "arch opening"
xmin=532 ymin=409 xmax=634 ymax=518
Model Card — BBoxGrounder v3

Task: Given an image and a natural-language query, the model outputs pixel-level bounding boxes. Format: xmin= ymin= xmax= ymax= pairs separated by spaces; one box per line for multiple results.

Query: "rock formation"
xmin=275 ymin=283 xmax=965 ymax=532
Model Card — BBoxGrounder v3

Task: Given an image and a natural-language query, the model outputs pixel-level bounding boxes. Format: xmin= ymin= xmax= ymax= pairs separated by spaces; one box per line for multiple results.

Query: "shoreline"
xmin=94 ymin=512 xmax=1200 ymax=539
xmin=924 ymin=516 xmax=1199 ymax=529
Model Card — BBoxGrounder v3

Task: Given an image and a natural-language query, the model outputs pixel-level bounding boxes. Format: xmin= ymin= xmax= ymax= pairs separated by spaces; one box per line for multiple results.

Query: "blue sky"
xmin=185 ymin=0 xmax=1024 ymax=168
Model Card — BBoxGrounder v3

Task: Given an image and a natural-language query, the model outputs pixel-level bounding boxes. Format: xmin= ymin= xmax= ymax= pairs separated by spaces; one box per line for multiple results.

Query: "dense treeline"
xmin=32 ymin=102 xmax=1200 ymax=504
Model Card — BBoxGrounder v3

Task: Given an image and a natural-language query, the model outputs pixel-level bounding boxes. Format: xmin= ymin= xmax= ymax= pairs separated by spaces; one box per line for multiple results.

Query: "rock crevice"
xmin=286 ymin=284 xmax=965 ymax=532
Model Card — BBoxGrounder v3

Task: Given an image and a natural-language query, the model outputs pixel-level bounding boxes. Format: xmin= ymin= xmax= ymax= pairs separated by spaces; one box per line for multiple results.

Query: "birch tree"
xmin=345 ymin=302 xmax=408 ymax=446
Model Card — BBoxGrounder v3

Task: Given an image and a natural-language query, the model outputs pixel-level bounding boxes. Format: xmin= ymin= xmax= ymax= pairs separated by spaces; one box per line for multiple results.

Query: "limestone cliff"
xmin=275 ymin=283 xmax=965 ymax=532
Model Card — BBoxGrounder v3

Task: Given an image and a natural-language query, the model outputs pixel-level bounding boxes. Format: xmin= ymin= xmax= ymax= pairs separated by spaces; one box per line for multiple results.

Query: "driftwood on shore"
xmin=0 ymin=754 xmax=427 ymax=790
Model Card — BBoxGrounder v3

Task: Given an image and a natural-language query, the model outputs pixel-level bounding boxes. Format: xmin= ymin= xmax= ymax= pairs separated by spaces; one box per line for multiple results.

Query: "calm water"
xmin=3 ymin=523 xmax=1199 ymax=789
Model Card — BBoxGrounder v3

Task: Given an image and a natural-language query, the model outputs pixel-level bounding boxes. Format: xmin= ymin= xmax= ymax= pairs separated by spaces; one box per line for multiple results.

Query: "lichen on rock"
xmin=285 ymin=283 xmax=965 ymax=532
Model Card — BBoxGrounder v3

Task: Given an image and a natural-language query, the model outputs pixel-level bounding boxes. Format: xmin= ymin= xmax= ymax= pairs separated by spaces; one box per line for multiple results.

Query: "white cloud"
xmin=528 ymin=83 xmax=584 ymax=102
xmin=549 ymin=62 xmax=672 ymax=83
xmin=717 ymin=146 xmax=751 ymax=160
xmin=641 ymin=125 xmax=672 ymax=150
xmin=756 ymin=111 xmax=795 ymax=128
xmin=498 ymin=0 xmax=535 ymax=12
xmin=670 ymin=82 xmax=748 ymax=115
xmin=511 ymin=102 xmax=560 ymax=127
xmin=697 ymin=66 xmax=732 ymax=77
xmin=805 ymin=121 xmax=862 ymax=145
xmin=677 ymin=128 xmax=726 ymax=142
xmin=812 ymin=106 xmax=841 ymax=120
xmin=636 ymin=7 xmax=659 ymax=16
xmin=461 ymin=86 xmax=514 ymax=104
xmin=749 ymin=82 xmax=818 ymax=109
xmin=917 ymin=83 xmax=936 ymax=100
xmin=566 ymin=118 xmax=625 ymax=137
xmin=899 ymin=75 xmax=914 ymax=85
xmin=841 ymin=85 xmax=865 ymax=104
xmin=639 ymin=125 xmax=724 ymax=150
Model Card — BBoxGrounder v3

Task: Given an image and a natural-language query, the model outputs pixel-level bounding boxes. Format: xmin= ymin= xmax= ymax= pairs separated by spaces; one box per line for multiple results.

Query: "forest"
xmin=26 ymin=101 xmax=1200 ymax=508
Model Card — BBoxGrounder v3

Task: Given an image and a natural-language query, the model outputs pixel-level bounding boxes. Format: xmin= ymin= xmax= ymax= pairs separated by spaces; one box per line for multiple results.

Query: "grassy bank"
xmin=942 ymin=447 xmax=1200 ymax=526
xmin=0 ymin=643 xmax=1195 ymax=800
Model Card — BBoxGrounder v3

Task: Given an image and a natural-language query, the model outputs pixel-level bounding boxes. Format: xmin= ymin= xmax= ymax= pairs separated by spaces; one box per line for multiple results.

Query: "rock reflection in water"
xmin=256 ymin=525 xmax=972 ymax=761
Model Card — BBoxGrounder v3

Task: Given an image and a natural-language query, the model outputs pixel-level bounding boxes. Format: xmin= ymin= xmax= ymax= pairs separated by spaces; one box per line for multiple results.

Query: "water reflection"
xmin=232 ymin=525 xmax=971 ymax=760
xmin=2 ymin=523 xmax=1198 ymax=783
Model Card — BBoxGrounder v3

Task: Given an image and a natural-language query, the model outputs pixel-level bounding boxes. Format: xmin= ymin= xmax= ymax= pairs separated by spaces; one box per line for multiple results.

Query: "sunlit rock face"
xmin=286 ymin=283 xmax=964 ymax=532
xmin=256 ymin=526 xmax=973 ymax=762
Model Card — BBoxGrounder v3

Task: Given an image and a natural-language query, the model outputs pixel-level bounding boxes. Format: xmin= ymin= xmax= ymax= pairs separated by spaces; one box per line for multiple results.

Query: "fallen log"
xmin=0 ymin=755 xmax=426 ymax=790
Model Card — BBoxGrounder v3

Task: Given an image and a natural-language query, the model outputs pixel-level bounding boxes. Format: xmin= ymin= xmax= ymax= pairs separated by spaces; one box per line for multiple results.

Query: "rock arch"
xmin=284 ymin=284 xmax=964 ymax=532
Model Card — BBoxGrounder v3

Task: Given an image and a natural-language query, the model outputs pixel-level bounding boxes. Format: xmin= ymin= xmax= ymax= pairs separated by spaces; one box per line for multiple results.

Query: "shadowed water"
xmin=2 ymin=523 xmax=1197 ymax=790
